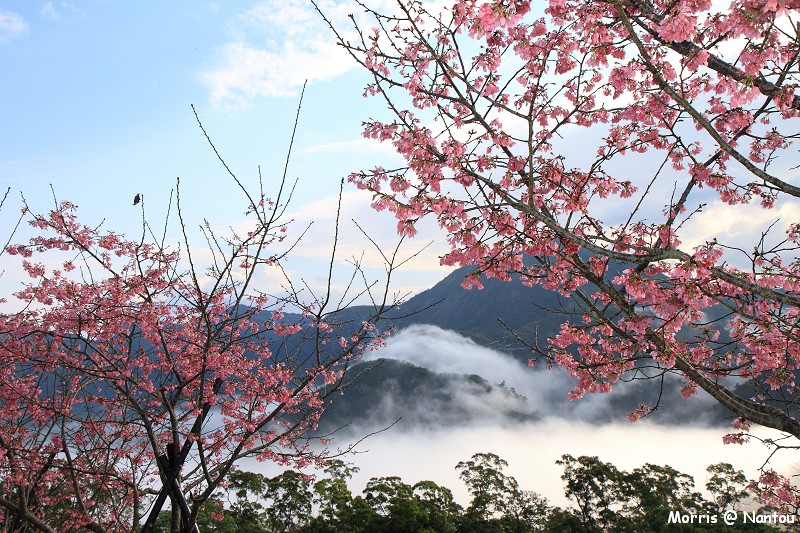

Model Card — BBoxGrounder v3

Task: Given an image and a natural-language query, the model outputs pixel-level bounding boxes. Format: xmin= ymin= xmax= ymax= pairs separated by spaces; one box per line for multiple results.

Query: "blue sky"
xmin=0 ymin=0 xmax=451 ymax=302
xmin=3 ymin=0 xmax=796 ymax=294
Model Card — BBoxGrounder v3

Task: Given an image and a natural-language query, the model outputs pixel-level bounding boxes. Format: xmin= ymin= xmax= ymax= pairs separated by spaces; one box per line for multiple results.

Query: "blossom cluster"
xmin=338 ymin=0 xmax=800 ymax=511
xmin=0 ymin=201 xmax=388 ymax=529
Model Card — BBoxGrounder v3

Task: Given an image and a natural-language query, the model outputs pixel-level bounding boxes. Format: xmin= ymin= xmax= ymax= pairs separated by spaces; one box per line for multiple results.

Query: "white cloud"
xmin=682 ymin=199 xmax=800 ymax=263
xmin=245 ymin=411 xmax=799 ymax=511
xmin=300 ymin=137 xmax=399 ymax=157
xmin=200 ymin=0 xmax=456 ymax=107
xmin=40 ymin=2 xmax=60 ymax=21
xmin=275 ymin=189 xmax=450 ymax=272
xmin=39 ymin=2 xmax=80 ymax=22
xmin=202 ymin=39 xmax=351 ymax=104
xmin=209 ymin=188 xmax=450 ymax=308
xmin=365 ymin=324 xmax=536 ymax=385
xmin=329 ymin=325 xmax=798 ymax=508
xmin=201 ymin=0 xmax=370 ymax=105
xmin=0 ymin=9 xmax=28 ymax=42
xmin=361 ymin=324 xmax=723 ymax=424
xmin=274 ymin=215 xmax=448 ymax=306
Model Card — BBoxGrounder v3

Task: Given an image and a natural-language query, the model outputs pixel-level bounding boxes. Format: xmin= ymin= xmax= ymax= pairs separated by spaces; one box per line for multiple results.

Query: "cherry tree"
xmin=0 ymin=101 xmax=403 ymax=531
xmin=316 ymin=0 xmax=800 ymax=508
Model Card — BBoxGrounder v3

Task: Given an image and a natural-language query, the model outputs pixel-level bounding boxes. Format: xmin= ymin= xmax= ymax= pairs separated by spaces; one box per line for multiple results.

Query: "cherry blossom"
xmin=0 ymin=127 xmax=400 ymax=529
xmin=316 ymin=0 xmax=800 ymax=510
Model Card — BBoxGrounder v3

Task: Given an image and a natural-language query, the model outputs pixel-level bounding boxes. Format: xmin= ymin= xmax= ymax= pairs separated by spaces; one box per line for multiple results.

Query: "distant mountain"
xmin=360 ymin=259 xmax=735 ymax=359
xmin=317 ymin=358 xmax=538 ymax=434
xmin=317 ymin=266 xmax=736 ymax=433
xmin=341 ymin=263 xmax=587 ymax=360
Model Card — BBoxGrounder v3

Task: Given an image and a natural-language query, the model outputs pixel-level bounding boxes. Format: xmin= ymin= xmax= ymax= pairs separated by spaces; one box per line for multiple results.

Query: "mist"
xmin=315 ymin=324 xmax=800 ymax=508
xmin=360 ymin=324 xmax=723 ymax=425
xmin=239 ymin=323 xmax=798 ymax=512
xmin=338 ymin=419 xmax=798 ymax=508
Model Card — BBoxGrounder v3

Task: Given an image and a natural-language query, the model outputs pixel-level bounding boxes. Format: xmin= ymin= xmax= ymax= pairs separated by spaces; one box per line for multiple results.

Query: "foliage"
xmin=316 ymin=0 xmax=800 ymax=508
xmin=554 ymin=454 xmax=777 ymax=532
xmin=145 ymin=451 xmax=778 ymax=533
xmin=706 ymin=462 xmax=750 ymax=513
xmin=455 ymin=451 xmax=548 ymax=532
xmin=304 ymin=459 xmax=373 ymax=533
xmin=262 ymin=470 xmax=314 ymax=532
xmin=556 ymin=454 xmax=629 ymax=531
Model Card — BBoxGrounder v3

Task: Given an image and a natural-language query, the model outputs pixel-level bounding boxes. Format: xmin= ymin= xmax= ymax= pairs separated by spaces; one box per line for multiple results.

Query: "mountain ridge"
xmin=317 ymin=266 xmax=736 ymax=433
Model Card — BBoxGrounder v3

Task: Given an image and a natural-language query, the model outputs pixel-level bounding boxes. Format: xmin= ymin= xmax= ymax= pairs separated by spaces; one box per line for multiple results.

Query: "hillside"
xmin=317 ymin=265 xmax=735 ymax=433
xmin=340 ymin=263 xmax=586 ymax=359
xmin=317 ymin=358 xmax=538 ymax=434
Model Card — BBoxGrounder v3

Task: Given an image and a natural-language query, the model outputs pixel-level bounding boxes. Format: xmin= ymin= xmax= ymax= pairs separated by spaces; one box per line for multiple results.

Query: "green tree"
xmin=556 ymin=454 xmax=628 ymax=532
xmin=262 ymin=470 xmax=313 ymax=532
xmin=552 ymin=455 xmax=780 ymax=532
xmin=305 ymin=460 xmax=377 ymax=533
xmin=227 ymin=470 xmax=270 ymax=533
xmin=152 ymin=500 xmax=237 ymax=533
xmin=217 ymin=469 xmax=313 ymax=532
xmin=363 ymin=476 xmax=427 ymax=532
xmin=705 ymin=463 xmax=750 ymax=514
xmin=540 ymin=507 xmax=587 ymax=533
xmin=413 ymin=480 xmax=461 ymax=533
xmin=622 ymin=463 xmax=705 ymax=532
xmin=456 ymin=452 xmax=549 ymax=532
xmin=499 ymin=490 xmax=550 ymax=533
xmin=456 ymin=453 xmax=517 ymax=522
